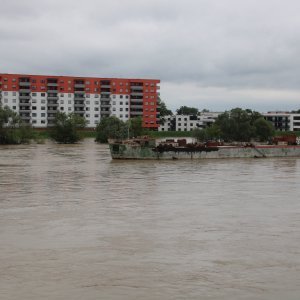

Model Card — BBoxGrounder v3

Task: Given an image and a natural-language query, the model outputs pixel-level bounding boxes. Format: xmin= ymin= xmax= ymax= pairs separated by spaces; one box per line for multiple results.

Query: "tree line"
xmin=0 ymin=105 xmax=280 ymax=145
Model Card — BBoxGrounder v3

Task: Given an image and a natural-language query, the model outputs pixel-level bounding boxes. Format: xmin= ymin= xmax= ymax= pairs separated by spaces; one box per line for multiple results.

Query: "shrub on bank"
xmin=0 ymin=106 xmax=33 ymax=144
xmin=49 ymin=112 xmax=87 ymax=143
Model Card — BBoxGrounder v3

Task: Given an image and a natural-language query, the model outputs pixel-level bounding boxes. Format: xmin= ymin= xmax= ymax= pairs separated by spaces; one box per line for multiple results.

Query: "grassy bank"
xmin=32 ymin=129 xmax=193 ymax=140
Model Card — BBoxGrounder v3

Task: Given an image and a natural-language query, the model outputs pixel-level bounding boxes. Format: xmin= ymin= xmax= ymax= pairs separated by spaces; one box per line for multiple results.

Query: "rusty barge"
xmin=109 ymin=137 xmax=300 ymax=160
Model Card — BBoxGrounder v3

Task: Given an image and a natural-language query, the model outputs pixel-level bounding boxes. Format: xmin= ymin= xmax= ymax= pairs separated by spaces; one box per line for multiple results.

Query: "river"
xmin=0 ymin=139 xmax=300 ymax=300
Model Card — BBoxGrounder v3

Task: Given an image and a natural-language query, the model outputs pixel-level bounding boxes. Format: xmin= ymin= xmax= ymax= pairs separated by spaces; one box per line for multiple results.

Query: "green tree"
xmin=129 ymin=117 xmax=148 ymax=137
xmin=192 ymin=124 xmax=221 ymax=142
xmin=50 ymin=112 xmax=87 ymax=143
xmin=0 ymin=106 xmax=33 ymax=144
xmin=215 ymin=108 xmax=262 ymax=142
xmin=254 ymin=117 xmax=274 ymax=141
xmin=95 ymin=116 xmax=128 ymax=143
xmin=157 ymin=97 xmax=172 ymax=117
xmin=157 ymin=97 xmax=172 ymax=125
xmin=176 ymin=106 xmax=199 ymax=115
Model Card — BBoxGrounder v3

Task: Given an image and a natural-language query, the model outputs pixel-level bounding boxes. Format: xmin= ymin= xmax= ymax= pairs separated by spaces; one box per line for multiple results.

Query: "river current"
xmin=0 ymin=139 xmax=300 ymax=300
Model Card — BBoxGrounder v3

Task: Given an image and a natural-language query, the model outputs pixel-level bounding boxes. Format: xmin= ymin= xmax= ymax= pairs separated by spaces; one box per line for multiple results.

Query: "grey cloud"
xmin=1 ymin=0 xmax=300 ymax=110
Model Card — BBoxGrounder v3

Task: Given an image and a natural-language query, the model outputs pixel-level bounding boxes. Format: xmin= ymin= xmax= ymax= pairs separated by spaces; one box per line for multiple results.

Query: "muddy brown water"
xmin=0 ymin=139 xmax=300 ymax=300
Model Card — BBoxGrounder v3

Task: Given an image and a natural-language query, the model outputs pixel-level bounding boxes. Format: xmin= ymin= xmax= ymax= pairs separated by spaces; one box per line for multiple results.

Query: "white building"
xmin=159 ymin=112 xmax=221 ymax=132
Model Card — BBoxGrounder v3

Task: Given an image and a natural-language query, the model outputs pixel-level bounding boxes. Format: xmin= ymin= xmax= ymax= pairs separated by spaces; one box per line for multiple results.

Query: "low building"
xmin=263 ymin=112 xmax=300 ymax=132
xmin=159 ymin=112 xmax=221 ymax=131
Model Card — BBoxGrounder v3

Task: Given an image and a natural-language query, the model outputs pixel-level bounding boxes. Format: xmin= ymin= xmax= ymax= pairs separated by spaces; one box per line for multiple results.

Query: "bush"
xmin=49 ymin=112 xmax=87 ymax=143
xmin=0 ymin=106 xmax=33 ymax=144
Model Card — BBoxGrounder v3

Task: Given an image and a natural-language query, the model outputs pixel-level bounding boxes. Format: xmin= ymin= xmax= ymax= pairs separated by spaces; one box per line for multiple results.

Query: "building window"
xmin=32 ymin=113 xmax=37 ymax=117
xmin=41 ymin=100 xmax=46 ymax=104
xmin=120 ymin=95 xmax=123 ymax=99
xmin=68 ymin=100 xmax=72 ymax=104
xmin=41 ymin=93 xmax=46 ymax=97
xmin=94 ymin=114 xmax=99 ymax=118
xmin=41 ymin=107 xmax=45 ymax=110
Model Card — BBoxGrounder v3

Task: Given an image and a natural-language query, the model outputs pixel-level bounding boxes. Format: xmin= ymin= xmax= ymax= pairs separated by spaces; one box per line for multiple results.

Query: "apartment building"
xmin=263 ymin=112 xmax=300 ymax=131
xmin=0 ymin=73 xmax=160 ymax=129
xmin=159 ymin=112 xmax=221 ymax=131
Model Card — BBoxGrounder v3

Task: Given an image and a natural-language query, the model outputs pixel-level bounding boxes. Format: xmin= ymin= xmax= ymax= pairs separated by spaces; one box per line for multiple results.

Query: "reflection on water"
xmin=1 ymin=139 xmax=300 ymax=300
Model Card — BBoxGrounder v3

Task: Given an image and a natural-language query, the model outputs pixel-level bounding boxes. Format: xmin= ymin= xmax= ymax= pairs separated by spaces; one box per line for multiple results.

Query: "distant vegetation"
xmin=0 ymin=106 xmax=33 ymax=144
xmin=193 ymin=108 xmax=274 ymax=142
xmin=176 ymin=105 xmax=199 ymax=116
xmin=95 ymin=116 xmax=149 ymax=143
xmin=49 ymin=112 xmax=87 ymax=143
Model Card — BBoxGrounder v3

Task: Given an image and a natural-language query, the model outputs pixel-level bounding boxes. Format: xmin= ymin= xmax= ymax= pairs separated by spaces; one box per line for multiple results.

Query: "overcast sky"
xmin=1 ymin=0 xmax=300 ymax=112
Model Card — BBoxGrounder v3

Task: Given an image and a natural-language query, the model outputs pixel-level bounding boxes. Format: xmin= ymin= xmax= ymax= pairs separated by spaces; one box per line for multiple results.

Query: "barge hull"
xmin=109 ymin=144 xmax=300 ymax=160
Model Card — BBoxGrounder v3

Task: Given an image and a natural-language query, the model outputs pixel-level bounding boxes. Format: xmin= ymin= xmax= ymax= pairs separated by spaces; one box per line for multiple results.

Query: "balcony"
xmin=47 ymin=82 xmax=58 ymax=87
xmin=47 ymin=96 xmax=59 ymax=101
xmin=130 ymin=98 xmax=143 ymax=103
xmin=74 ymin=111 xmax=85 ymax=116
xmin=130 ymin=105 xmax=143 ymax=109
xmin=19 ymin=102 xmax=31 ymax=106
xmin=19 ymin=82 xmax=31 ymax=87
xmin=74 ymin=84 xmax=85 ymax=88
xmin=47 ymin=89 xmax=58 ymax=94
xmin=48 ymin=101 xmax=58 ymax=106
xmin=131 ymin=92 xmax=143 ymax=96
xmin=20 ymin=115 xmax=31 ymax=120
xmin=130 ymin=111 xmax=143 ymax=116
xmin=74 ymin=103 xmax=85 ymax=108
xmin=101 ymin=84 xmax=111 ymax=88
xmin=101 ymin=104 xmax=111 ymax=108
xmin=47 ymin=108 xmax=58 ymax=113
xmin=74 ymin=90 xmax=85 ymax=94
xmin=19 ymin=95 xmax=31 ymax=100
xmin=130 ymin=86 xmax=143 ymax=90
xmin=19 ymin=108 xmax=31 ymax=113
xmin=100 ymin=96 xmax=110 ymax=101
xmin=101 ymin=91 xmax=111 ymax=95
xmin=19 ymin=89 xmax=31 ymax=93
xmin=101 ymin=111 xmax=110 ymax=115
